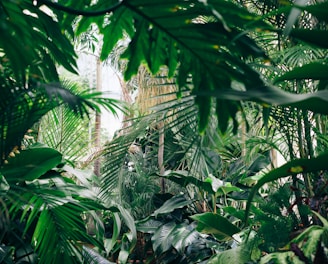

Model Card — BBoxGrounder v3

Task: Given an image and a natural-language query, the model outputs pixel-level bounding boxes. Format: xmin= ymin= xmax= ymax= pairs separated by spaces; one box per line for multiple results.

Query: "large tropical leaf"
xmin=72 ymin=0 xmax=270 ymax=133
xmin=208 ymin=245 xmax=252 ymax=264
xmin=190 ymin=212 xmax=241 ymax=241
xmin=152 ymin=194 xmax=193 ymax=218
xmin=0 ymin=146 xmax=62 ymax=182
xmin=194 ymin=84 xmax=328 ymax=115
xmin=0 ymin=0 xmax=77 ymax=81
xmin=32 ymin=202 xmax=103 ymax=264
xmin=275 ymin=61 xmax=328 ymax=82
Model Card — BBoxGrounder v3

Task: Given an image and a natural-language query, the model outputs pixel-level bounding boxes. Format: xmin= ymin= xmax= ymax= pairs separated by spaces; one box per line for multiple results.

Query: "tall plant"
xmin=2 ymin=0 xmax=328 ymax=263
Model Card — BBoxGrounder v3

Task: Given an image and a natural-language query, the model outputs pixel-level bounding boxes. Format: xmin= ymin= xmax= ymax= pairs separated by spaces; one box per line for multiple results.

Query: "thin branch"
xmin=36 ymin=0 xmax=123 ymax=17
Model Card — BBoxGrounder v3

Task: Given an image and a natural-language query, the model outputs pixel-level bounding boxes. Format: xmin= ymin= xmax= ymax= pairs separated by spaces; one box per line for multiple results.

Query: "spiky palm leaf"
xmin=38 ymin=79 xmax=124 ymax=165
xmin=0 ymin=145 xmax=105 ymax=264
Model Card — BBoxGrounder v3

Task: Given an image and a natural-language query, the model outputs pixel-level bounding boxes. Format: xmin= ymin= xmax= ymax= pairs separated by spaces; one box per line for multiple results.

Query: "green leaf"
xmin=136 ymin=218 xmax=163 ymax=234
xmin=160 ymin=171 xmax=216 ymax=194
xmin=151 ymin=222 xmax=176 ymax=255
xmin=190 ymin=212 xmax=240 ymax=241
xmin=260 ymin=251 xmax=304 ymax=264
xmin=208 ymin=246 xmax=251 ymax=264
xmin=104 ymin=212 xmax=121 ymax=254
xmin=151 ymin=222 xmax=199 ymax=255
xmin=196 ymin=95 xmax=211 ymax=134
xmin=312 ymin=211 xmax=328 ymax=227
xmin=121 ymin=20 xmax=150 ymax=80
xmin=153 ymin=194 xmax=193 ymax=217
xmin=1 ymin=147 xmax=62 ymax=182
xmin=100 ymin=7 xmax=134 ymax=60
xmin=223 ymin=206 xmax=245 ymax=221
xmin=217 ymin=184 xmax=242 ymax=196
xmin=82 ymin=246 xmax=115 ymax=264
xmin=290 ymin=29 xmax=328 ymax=49
xmin=275 ymin=62 xmax=328 ymax=82
xmin=245 ymin=152 xmax=328 ymax=224
xmin=195 ymin=85 xmax=328 ymax=115
xmin=0 ymin=245 xmax=14 ymax=264
xmin=290 ymin=225 xmax=324 ymax=258
xmin=205 ymin=174 xmax=224 ymax=192
xmin=33 ymin=203 xmax=103 ymax=264
xmin=300 ymin=1 xmax=328 ymax=23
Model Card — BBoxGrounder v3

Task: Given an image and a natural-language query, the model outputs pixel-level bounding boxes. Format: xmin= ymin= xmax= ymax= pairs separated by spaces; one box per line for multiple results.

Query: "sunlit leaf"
xmin=1 ymin=147 xmax=62 ymax=182
xmin=190 ymin=212 xmax=240 ymax=241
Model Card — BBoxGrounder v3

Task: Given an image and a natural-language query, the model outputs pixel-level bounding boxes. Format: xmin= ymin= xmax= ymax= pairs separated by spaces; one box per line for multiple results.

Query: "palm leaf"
xmin=0 ymin=74 xmax=123 ymax=165
xmin=1 ymin=148 xmax=105 ymax=264
xmin=74 ymin=0 xmax=269 ymax=133
xmin=0 ymin=1 xmax=77 ymax=81
xmin=33 ymin=202 xmax=102 ymax=264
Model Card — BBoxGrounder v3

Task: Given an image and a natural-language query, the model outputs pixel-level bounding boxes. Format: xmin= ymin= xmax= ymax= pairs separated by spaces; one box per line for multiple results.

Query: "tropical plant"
xmin=0 ymin=144 xmax=105 ymax=263
xmin=0 ymin=1 xmax=126 ymax=263
xmin=2 ymin=0 xmax=328 ymax=263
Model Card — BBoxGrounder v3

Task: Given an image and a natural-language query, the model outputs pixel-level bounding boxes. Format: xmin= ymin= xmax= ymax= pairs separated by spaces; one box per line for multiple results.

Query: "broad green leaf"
xmin=291 ymin=226 xmax=324 ymax=258
xmin=196 ymin=95 xmax=211 ymax=134
xmin=82 ymin=246 xmax=115 ymax=264
xmin=153 ymin=194 xmax=193 ymax=217
xmin=94 ymin=0 xmax=268 ymax=132
xmin=149 ymin=27 xmax=167 ymax=74
xmin=195 ymin=85 xmax=328 ymax=115
xmin=136 ymin=218 xmax=163 ymax=234
xmin=205 ymin=174 xmax=224 ymax=193
xmin=275 ymin=62 xmax=328 ymax=82
xmin=190 ymin=212 xmax=240 ymax=241
xmin=104 ymin=212 xmax=121 ymax=254
xmin=245 ymin=152 xmax=328 ymax=224
xmin=290 ymin=30 xmax=328 ymax=49
xmin=121 ymin=19 xmax=150 ymax=80
xmin=100 ymin=7 xmax=134 ymax=60
xmin=260 ymin=251 xmax=304 ymax=264
xmin=208 ymin=246 xmax=251 ymax=264
xmin=312 ymin=210 xmax=328 ymax=227
xmin=151 ymin=222 xmax=176 ymax=254
xmin=217 ymin=184 xmax=242 ymax=196
xmin=160 ymin=170 xmax=214 ymax=194
xmin=169 ymin=223 xmax=199 ymax=253
xmin=1 ymin=147 xmax=62 ymax=182
xmin=223 ymin=206 xmax=245 ymax=221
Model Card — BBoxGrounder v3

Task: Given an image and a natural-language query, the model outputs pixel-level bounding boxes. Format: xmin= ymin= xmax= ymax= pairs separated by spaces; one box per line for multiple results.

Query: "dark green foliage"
xmin=1 ymin=0 xmax=328 ymax=263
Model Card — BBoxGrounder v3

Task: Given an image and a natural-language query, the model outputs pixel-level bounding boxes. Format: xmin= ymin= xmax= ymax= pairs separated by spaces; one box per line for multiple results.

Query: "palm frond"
xmin=74 ymin=0 xmax=269 ymax=133
xmin=1 ymin=145 xmax=105 ymax=264
xmin=0 ymin=1 xmax=77 ymax=81
xmin=32 ymin=201 xmax=102 ymax=264
xmin=0 ymin=73 xmax=124 ymax=165
xmin=39 ymin=106 xmax=91 ymax=163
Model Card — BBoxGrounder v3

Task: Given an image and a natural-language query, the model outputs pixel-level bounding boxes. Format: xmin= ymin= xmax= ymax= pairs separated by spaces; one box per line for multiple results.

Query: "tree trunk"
xmin=158 ymin=120 xmax=165 ymax=193
xmin=94 ymin=57 xmax=102 ymax=177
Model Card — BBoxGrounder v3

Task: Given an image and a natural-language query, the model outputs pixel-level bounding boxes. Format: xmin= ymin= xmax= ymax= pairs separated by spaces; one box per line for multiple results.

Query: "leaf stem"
xmin=37 ymin=0 xmax=122 ymax=17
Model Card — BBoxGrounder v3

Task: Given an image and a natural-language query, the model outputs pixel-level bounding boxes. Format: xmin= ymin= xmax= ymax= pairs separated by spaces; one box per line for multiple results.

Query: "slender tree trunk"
xmin=94 ymin=57 xmax=102 ymax=177
xmin=158 ymin=120 xmax=165 ymax=193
